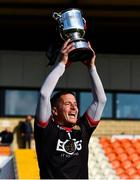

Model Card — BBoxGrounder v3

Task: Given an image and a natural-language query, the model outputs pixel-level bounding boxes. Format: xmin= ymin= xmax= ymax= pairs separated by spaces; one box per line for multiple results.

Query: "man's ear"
xmin=52 ymin=107 xmax=58 ymax=116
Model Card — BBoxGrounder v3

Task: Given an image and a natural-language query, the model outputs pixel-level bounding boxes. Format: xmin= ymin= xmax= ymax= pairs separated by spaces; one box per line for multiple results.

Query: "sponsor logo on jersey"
xmin=56 ymin=138 xmax=82 ymax=155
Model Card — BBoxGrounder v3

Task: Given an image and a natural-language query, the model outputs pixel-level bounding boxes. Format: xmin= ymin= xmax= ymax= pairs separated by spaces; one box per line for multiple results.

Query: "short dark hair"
xmin=51 ymin=90 xmax=76 ymax=107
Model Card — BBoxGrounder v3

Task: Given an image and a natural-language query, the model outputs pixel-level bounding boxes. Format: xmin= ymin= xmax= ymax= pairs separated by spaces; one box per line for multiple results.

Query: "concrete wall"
xmin=94 ymin=119 xmax=140 ymax=137
xmin=0 ymin=50 xmax=140 ymax=91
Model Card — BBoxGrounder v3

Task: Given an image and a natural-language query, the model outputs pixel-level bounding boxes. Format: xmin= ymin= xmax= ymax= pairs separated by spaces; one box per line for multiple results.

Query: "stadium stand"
xmin=99 ymin=136 xmax=140 ymax=179
xmin=88 ymin=136 xmax=119 ymax=180
xmin=1 ymin=135 xmax=140 ymax=179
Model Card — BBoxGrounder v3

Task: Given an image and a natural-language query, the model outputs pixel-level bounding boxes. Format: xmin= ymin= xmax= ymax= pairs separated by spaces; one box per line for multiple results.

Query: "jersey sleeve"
xmin=85 ymin=66 xmax=107 ymax=127
xmin=35 ymin=62 xmax=65 ymax=127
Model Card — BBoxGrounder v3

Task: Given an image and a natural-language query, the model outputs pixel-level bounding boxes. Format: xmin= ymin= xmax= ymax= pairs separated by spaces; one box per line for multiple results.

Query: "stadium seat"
xmin=115 ymin=167 xmax=125 ymax=176
xmin=130 ymin=153 xmax=140 ymax=162
xmin=89 ymin=136 xmax=119 ymax=179
xmin=99 ymin=137 xmax=140 ymax=179
xmin=0 ymin=146 xmax=11 ymax=156
xmin=117 ymin=152 xmax=129 ymax=162
xmin=114 ymin=147 xmax=124 ymax=155
xmin=111 ymin=160 xmax=121 ymax=170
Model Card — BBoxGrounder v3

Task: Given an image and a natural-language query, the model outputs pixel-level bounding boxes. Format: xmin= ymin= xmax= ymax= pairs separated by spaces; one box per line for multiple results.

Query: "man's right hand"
xmin=59 ymin=39 xmax=75 ymax=66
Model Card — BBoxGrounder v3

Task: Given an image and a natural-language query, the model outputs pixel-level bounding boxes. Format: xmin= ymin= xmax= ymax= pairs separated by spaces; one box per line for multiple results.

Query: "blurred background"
xmin=0 ymin=0 xmax=140 ymax=179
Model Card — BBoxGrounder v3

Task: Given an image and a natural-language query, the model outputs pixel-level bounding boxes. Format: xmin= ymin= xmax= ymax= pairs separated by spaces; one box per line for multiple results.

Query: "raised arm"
xmin=35 ymin=39 xmax=75 ymax=123
xmin=83 ymin=43 xmax=107 ymax=125
xmin=35 ymin=62 xmax=66 ymax=122
xmin=87 ymin=65 xmax=107 ymax=121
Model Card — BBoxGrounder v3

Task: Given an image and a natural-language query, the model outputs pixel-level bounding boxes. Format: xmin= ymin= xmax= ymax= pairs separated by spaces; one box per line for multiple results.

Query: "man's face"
xmin=53 ymin=93 xmax=79 ymax=126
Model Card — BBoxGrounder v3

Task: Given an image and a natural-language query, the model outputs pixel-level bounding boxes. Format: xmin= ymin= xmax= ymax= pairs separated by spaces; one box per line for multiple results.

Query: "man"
xmin=34 ymin=39 xmax=106 ymax=179
xmin=20 ymin=115 xmax=33 ymax=148
xmin=0 ymin=128 xmax=13 ymax=145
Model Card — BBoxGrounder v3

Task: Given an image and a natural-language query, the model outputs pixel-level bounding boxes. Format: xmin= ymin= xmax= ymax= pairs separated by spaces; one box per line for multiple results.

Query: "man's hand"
xmin=82 ymin=42 xmax=96 ymax=68
xmin=59 ymin=39 xmax=75 ymax=66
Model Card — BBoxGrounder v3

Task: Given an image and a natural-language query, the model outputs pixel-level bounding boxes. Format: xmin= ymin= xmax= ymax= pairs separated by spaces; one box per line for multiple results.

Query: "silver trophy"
xmin=53 ymin=8 xmax=93 ymax=62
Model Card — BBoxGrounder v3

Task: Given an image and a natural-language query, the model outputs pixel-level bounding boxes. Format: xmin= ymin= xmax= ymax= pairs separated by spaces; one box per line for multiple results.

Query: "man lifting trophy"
xmin=34 ymin=8 xmax=106 ymax=179
xmin=52 ymin=8 xmax=93 ymax=63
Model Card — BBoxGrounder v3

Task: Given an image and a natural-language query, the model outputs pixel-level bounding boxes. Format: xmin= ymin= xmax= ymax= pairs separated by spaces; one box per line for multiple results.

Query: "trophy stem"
xmin=69 ymin=32 xmax=81 ymax=40
xmin=69 ymin=39 xmax=93 ymax=62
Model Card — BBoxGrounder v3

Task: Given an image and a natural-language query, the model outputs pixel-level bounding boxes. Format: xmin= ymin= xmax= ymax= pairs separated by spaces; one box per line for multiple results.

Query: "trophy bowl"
xmin=53 ymin=8 xmax=93 ymax=62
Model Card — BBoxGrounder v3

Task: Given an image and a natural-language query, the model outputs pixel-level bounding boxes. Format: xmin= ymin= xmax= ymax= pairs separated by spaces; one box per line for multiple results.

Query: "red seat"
xmin=132 ymin=141 xmax=140 ymax=154
xmin=111 ymin=140 xmax=122 ymax=149
xmin=136 ymin=168 xmax=140 ymax=175
xmin=130 ymin=174 xmax=140 ymax=179
xmin=118 ymin=152 xmax=129 ymax=162
xmin=100 ymin=139 xmax=111 ymax=149
xmin=107 ymin=152 xmax=117 ymax=162
xmin=104 ymin=146 xmax=114 ymax=155
xmin=99 ymin=137 xmax=110 ymax=144
xmin=98 ymin=137 xmax=140 ymax=180
xmin=0 ymin=146 xmax=11 ymax=156
xmin=126 ymin=167 xmax=137 ymax=176
xmin=134 ymin=160 xmax=140 ymax=170
xmin=126 ymin=147 xmax=136 ymax=155
xmin=121 ymin=139 xmax=132 ymax=149
xmin=119 ymin=173 xmax=130 ymax=179
xmin=114 ymin=147 xmax=124 ymax=155
xmin=121 ymin=159 xmax=133 ymax=170
xmin=115 ymin=167 xmax=125 ymax=176
xmin=111 ymin=159 xmax=121 ymax=169
xmin=130 ymin=153 xmax=140 ymax=162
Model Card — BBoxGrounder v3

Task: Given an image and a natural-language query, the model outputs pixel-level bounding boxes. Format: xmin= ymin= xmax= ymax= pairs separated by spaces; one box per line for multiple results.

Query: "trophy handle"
xmin=53 ymin=12 xmax=64 ymax=39
xmin=60 ymin=32 xmax=65 ymax=41
xmin=83 ymin=18 xmax=87 ymax=30
xmin=53 ymin=12 xmax=61 ymax=21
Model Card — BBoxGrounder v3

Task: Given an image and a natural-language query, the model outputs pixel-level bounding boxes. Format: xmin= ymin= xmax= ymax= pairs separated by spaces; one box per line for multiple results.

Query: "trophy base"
xmin=68 ymin=40 xmax=93 ymax=62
